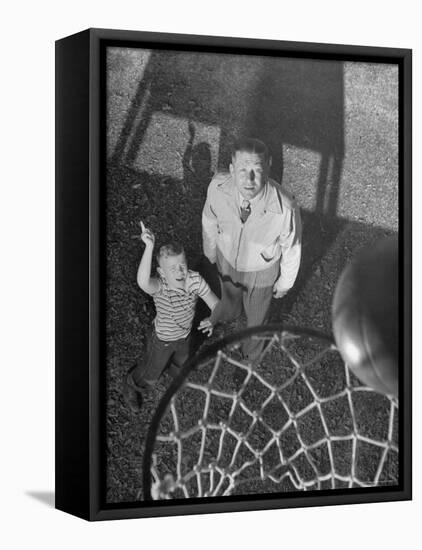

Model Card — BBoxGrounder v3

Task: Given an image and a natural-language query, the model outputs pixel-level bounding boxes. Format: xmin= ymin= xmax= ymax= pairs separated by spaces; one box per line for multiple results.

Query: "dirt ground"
xmin=105 ymin=47 xmax=398 ymax=503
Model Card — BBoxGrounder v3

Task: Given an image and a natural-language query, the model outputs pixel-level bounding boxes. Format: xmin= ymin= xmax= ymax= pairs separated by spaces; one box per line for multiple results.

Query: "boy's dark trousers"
xmin=130 ymin=330 xmax=191 ymax=387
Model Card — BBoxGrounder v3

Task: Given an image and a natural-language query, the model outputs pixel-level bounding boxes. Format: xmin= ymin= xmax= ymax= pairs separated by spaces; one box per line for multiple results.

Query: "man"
xmin=202 ymin=138 xmax=302 ymax=360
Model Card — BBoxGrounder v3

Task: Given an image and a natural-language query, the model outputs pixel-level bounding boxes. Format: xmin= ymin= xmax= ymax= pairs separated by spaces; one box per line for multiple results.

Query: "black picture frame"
xmin=55 ymin=28 xmax=412 ymax=521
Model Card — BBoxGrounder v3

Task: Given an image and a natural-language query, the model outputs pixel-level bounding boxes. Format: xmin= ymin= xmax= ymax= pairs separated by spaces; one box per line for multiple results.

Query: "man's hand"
xmin=198 ymin=317 xmax=214 ymax=336
xmin=272 ymin=279 xmax=289 ymax=299
xmin=140 ymin=221 xmax=155 ymax=248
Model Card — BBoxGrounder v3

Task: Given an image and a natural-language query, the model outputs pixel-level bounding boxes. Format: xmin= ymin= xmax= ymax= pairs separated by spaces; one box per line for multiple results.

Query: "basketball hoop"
xmin=142 ymin=325 xmax=398 ymax=500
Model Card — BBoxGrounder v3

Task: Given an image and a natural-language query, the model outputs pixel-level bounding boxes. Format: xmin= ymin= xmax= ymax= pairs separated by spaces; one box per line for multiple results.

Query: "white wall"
xmin=1 ymin=1 xmax=419 ymax=548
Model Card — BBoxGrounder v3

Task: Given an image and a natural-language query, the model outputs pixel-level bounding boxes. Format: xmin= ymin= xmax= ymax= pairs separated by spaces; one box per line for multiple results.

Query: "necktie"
xmin=240 ymin=200 xmax=251 ymax=223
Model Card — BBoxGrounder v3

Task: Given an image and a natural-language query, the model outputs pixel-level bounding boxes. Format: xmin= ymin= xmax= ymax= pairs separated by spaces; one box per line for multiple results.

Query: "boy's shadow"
xmin=182 ymin=121 xmax=213 ymax=196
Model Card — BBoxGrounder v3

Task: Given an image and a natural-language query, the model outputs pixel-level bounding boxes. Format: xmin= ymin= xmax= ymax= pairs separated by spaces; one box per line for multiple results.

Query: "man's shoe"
xmin=123 ymin=373 xmax=143 ymax=413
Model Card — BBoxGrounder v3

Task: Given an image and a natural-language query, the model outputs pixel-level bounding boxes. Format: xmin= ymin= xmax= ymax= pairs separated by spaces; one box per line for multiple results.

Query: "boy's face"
xmin=157 ymin=253 xmax=188 ymax=290
xmin=230 ymin=151 xmax=270 ymax=200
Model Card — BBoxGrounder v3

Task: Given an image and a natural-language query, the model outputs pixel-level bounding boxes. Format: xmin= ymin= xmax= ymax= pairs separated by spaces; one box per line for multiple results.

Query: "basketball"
xmin=332 ymin=237 xmax=399 ymax=397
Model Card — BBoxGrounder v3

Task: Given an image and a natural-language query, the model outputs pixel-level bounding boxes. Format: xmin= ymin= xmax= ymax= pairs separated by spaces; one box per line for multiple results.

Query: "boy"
xmin=123 ymin=222 xmax=219 ymax=413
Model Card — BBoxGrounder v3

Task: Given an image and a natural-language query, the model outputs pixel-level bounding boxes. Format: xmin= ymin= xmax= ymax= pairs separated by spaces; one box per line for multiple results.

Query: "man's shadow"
xmin=239 ymin=56 xmax=344 ymax=218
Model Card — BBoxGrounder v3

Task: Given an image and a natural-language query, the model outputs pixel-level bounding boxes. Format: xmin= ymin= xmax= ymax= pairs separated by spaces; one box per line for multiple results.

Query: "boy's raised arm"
xmin=137 ymin=222 xmax=160 ymax=295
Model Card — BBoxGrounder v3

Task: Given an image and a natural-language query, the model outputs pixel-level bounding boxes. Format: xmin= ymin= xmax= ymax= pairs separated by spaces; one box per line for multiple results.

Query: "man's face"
xmin=158 ymin=253 xmax=188 ymax=290
xmin=230 ymin=151 xmax=270 ymax=200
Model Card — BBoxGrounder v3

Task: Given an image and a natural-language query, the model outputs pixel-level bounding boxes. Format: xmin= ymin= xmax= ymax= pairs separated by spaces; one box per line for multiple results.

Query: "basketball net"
xmin=143 ymin=326 xmax=398 ymax=500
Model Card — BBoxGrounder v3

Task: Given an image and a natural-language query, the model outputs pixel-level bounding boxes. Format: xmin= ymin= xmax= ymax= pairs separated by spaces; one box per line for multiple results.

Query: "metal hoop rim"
xmin=142 ymin=323 xmax=334 ymax=500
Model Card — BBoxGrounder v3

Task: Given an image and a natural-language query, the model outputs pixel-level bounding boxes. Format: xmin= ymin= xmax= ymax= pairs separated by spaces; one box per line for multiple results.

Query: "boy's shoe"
xmin=122 ymin=373 xmax=143 ymax=413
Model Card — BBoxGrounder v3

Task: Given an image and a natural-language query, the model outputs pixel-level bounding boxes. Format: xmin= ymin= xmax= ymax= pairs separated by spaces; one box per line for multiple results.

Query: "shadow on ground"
xmin=25 ymin=491 xmax=55 ymax=508
xmin=108 ymin=50 xmax=344 ymax=216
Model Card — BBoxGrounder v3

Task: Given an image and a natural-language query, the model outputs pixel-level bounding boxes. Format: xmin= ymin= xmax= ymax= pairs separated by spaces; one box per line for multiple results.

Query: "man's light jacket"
xmin=202 ymin=172 xmax=302 ymax=292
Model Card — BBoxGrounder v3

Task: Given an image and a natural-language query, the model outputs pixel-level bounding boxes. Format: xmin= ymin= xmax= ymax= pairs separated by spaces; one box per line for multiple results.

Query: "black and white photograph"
xmin=102 ymin=39 xmax=409 ymax=506
xmin=4 ymin=0 xmax=422 ymax=547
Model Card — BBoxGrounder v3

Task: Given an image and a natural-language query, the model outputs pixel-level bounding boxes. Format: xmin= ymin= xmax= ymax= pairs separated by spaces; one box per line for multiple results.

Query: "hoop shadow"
xmin=110 ymin=50 xmax=344 ymax=219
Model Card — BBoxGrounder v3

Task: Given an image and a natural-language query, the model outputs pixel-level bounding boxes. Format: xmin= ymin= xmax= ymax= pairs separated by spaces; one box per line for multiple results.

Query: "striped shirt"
xmin=151 ymin=270 xmax=211 ymax=341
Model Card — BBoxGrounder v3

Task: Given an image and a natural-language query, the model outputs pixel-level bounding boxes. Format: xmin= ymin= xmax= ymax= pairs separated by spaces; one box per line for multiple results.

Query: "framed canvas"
xmin=55 ymin=28 xmax=412 ymax=521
